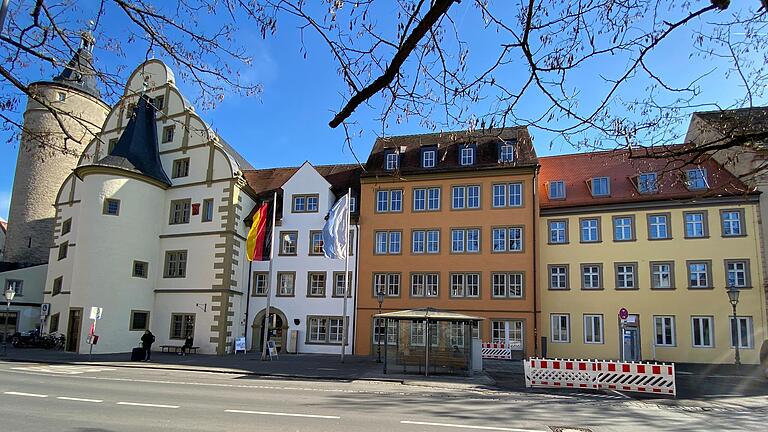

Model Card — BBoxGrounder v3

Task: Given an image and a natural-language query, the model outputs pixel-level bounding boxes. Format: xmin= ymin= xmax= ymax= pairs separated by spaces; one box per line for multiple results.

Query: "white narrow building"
xmin=243 ymin=162 xmax=361 ymax=354
xmin=43 ymin=59 xmax=257 ymax=355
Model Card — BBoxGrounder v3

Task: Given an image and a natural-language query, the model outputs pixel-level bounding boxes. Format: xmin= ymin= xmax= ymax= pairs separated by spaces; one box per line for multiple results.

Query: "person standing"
xmin=141 ymin=330 xmax=155 ymax=361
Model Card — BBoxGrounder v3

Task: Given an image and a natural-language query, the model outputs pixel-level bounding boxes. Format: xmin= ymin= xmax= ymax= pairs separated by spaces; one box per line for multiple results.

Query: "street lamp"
xmin=2 ymin=287 xmax=16 ymax=356
xmin=376 ymin=289 xmax=385 ymax=363
xmin=726 ymin=283 xmax=741 ymax=365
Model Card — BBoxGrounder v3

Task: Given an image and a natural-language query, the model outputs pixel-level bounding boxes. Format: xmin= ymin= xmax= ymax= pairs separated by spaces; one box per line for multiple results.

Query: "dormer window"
xmin=548 ymin=181 xmax=566 ymax=200
xmin=385 ymin=151 xmax=399 ymax=171
xmin=421 ymin=147 xmax=436 ymax=168
xmin=591 ymin=177 xmax=610 ymax=197
xmin=460 ymin=146 xmax=475 ymax=166
xmin=637 ymin=172 xmax=658 ymax=194
xmin=499 ymin=142 xmax=515 ymax=163
xmin=686 ymin=168 xmax=708 ymax=190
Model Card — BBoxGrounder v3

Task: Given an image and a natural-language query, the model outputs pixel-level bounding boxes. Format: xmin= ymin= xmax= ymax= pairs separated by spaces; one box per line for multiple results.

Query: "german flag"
xmin=246 ymin=200 xmax=272 ymax=261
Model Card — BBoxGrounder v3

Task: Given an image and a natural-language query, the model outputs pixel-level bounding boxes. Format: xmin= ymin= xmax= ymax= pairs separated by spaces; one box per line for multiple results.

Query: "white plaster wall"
xmin=248 ymin=163 xmax=358 ymax=354
xmin=153 ymin=293 xmax=217 ymax=354
xmin=0 ymin=264 xmax=47 ymax=333
xmin=68 ymin=175 xmax=164 ymax=354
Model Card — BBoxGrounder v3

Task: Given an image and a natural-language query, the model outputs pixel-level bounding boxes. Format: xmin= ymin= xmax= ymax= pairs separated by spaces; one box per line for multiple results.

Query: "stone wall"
xmin=4 ymin=84 xmax=108 ymax=265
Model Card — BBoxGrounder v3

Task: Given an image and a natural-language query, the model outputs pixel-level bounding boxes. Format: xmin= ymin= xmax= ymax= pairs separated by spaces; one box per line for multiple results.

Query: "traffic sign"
xmin=619 ymin=307 xmax=629 ymax=320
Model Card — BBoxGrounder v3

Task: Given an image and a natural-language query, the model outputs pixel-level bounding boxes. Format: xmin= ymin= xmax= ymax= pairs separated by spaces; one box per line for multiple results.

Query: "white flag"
xmin=322 ymin=193 xmax=350 ymax=259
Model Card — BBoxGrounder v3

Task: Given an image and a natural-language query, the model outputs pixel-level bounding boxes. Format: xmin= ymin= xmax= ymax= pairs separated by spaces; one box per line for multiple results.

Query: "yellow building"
xmin=539 ymin=149 xmax=767 ymax=364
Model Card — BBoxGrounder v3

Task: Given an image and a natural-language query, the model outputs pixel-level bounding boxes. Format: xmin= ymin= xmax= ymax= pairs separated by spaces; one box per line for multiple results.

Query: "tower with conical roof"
xmin=4 ymin=32 xmax=110 ymax=265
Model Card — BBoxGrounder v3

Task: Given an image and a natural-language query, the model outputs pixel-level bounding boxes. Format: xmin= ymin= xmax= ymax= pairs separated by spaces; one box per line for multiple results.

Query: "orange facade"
xmin=355 ymin=168 xmax=539 ymax=356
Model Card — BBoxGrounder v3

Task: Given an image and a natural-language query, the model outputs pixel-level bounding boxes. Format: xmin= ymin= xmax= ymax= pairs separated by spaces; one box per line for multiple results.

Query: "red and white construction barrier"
xmin=523 ymin=358 xmax=676 ymax=396
xmin=481 ymin=342 xmax=512 ymax=359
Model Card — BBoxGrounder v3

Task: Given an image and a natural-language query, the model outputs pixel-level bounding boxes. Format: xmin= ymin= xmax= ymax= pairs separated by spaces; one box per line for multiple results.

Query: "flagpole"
xmin=341 ymin=188 xmax=351 ymax=363
xmin=261 ymin=191 xmax=278 ymax=361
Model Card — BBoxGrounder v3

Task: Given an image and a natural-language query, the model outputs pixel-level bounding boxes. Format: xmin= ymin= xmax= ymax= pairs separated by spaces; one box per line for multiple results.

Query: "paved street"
xmin=1 ymin=359 xmax=767 ymax=432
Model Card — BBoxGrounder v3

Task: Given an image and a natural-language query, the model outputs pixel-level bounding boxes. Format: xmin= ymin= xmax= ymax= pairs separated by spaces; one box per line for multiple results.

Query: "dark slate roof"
xmin=363 ymin=127 xmax=537 ymax=177
xmin=94 ymin=95 xmax=172 ymax=186
xmin=693 ymin=107 xmax=768 ymax=141
xmin=42 ymin=34 xmax=101 ymax=99
xmin=242 ymin=163 xmax=362 ymax=222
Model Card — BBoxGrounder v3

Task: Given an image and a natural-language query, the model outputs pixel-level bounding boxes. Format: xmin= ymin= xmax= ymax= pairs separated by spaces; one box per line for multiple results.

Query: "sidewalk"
xmin=0 ymin=347 xmax=496 ymax=391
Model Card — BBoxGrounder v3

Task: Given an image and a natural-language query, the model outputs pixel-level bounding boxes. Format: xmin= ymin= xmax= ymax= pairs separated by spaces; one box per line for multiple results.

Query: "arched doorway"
xmin=251 ymin=308 xmax=288 ymax=353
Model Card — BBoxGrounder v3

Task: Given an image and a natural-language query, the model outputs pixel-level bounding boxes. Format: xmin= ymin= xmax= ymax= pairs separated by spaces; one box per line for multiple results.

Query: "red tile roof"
xmin=539 ymin=147 xmax=756 ymax=210
xmin=242 ymin=163 xmax=361 ymax=198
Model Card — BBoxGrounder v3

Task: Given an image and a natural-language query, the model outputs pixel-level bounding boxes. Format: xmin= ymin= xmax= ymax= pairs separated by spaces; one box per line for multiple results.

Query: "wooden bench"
xmin=159 ymin=345 xmax=199 ymax=354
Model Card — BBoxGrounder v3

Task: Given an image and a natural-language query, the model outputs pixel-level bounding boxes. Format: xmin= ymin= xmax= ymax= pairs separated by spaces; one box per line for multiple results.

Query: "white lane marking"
xmin=400 ymin=420 xmax=541 ymax=432
xmin=57 ymin=396 xmax=103 ymax=403
xmin=11 ymin=365 xmax=117 ymax=375
xmin=117 ymin=402 xmax=179 ymax=409
xmin=3 ymin=391 xmax=48 ymax=398
xmin=607 ymin=389 xmax=632 ymax=399
xmin=225 ymin=409 xmax=340 ymax=419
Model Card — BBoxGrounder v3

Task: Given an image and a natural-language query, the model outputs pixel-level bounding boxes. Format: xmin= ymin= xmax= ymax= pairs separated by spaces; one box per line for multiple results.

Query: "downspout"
xmin=532 ymin=165 xmax=540 ymax=356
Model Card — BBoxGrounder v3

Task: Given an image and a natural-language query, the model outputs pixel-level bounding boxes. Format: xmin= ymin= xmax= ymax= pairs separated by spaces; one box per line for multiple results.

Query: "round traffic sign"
xmin=619 ymin=307 xmax=629 ymax=320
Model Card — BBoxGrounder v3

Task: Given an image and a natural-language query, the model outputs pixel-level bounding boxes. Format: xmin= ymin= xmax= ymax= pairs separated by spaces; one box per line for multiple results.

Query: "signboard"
xmin=267 ymin=340 xmax=278 ymax=360
xmin=618 ymin=307 xmax=629 ymax=320
xmin=234 ymin=337 xmax=246 ymax=354
xmin=192 ymin=203 xmax=200 ymax=215
xmin=89 ymin=307 xmax=103 ymax=320
xmin=41 ymin=303 xmax=51 ymax=317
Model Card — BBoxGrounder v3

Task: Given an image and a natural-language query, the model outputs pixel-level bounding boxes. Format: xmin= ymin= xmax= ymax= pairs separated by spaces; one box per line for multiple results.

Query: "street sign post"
xmin=618 ymin=308 xmax=629 ymax=361
xmin=619 ymin=307 xmax=629 ymax=320
xmin=88 ymin=306 xmax=103 ymax=360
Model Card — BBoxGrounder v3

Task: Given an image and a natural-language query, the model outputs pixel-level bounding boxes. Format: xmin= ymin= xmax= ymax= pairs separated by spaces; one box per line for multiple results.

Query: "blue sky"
xmin=0 ymin=1 xmax=763 ymax=220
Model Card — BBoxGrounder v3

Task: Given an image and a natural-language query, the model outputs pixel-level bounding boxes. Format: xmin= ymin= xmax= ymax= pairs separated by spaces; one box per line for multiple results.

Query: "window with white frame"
xmin=638 ymin=172 xmax=658 ymax=193
xmin=730 ymin=316 xmax=753 ymax=349
xmin=492 ymin=227 xmax=523 ymax=252
xmin=685 ymin=212 xmax=706 ymax=238
xmin=613 ymin=216 xmax=633 ymax=241
xmin=292 ymin=194 xmax=319 ymax=213
xmin=508 ymin=183 xmax=522 ymax=206
xmin=580 ymin=218 xmax=599 ymax=242
xmin=726 ymin=260 xmax=749 ymax=288
xmin=654 ymin=316 xmax=676 ymax=346
xmin=373 ymin=318 xmax=397 ymax=345
xmin=686 ymin=168 xmax=708 ymax=190
xmin=615 ymin=263 xmax=636 ymax=289
xmin=721 ymin=210 xmax=744 ymax=236
xmin=376 ymin=189 xmax=403 ymax=213
xmin=333 ymin=272 xmax=352 ymax=297
xmin=277 ymin=272 xmax=295 ymax=296
xmin=425 ymin=230 xmax=440 ymax=253
xmin=591 ymin=177 xmax=610 ymax=196
xmin=308 ymin=317 xmax=328 ymax=343
xmin=688 ymin=261 xmax=710 ymax=288
xmin=410 ymin=321 xmax=426 ymax=346
xmin=412 ymin=230 xmax=425 ymax=254
xmin=451 ymin=228 xmax=480 ymax=253
xmin=651 ymin=262 xmax=673 ymax=289
xmin=448 ymin=322 xmax=465 ymax=347
xmin=413 ymin=187 xmax=440 ymax=211
xmin=492 ymin=273 xmax=523 ymax=298
xmin=450 ymin=273 xmax=480 ymax=298
xmin=252 ymin=272 xmax=268 ymax=296
xmin=280 ymin=231 xmax=298 ymax=255
xmin=374 ymin=273 xmax=400 ymax=297
xmin=548 ymin=181 xmax=566 ymax=199
xmin=492 ymin=184 xmax=506 ymax=207
xmin=492 ymin=183 xmax=523 ymax=207
xmin=163 ymin=250 xmax=187 ymax=278
xmin=309 ymin=231 xmax=324 ymax=255
xmin=460 ymin=146 xmax=474 ymax=165
xmin=549 ymin=220 xmax=567 ymax=244
xmin=307 ymin=272 xmax=326 ymax=297
xmin=374 ymin=231 xmax=401 ymax=255
xmin=422 ymin=149 xmax=436 ymax=168
xmin=499 ymin=143 xmax=515 ymax=162
xmin=549 ymin=266 xmax=567 ymax=290
xmin=385 ymin=152 xmax=399 ymax=170
xmin=550 ymin=314 xmax=570 ymax=343
xmin=491 ymin=320 xmax=523 ymax=346
xmin=691 ymin=316 xmax=714 ymax=348
xmin=648 ymin=214 xmax=669 ymax=239
xmin=584 ymin=315 xmax=604 ymax=344
xmin=410 ymin=273 xmax=439 ymax=297
xmin=581 ymin=265 xmax=601 ymax=290
xmin=452 ymin=185 xmax=480 ymax=209
xmin=427 ymin=187 xmax=440 ymax=210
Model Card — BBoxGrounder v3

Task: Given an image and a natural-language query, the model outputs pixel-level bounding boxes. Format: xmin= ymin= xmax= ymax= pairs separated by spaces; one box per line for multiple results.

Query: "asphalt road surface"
xmin=0 ymin=361 xmax=764 ymax=431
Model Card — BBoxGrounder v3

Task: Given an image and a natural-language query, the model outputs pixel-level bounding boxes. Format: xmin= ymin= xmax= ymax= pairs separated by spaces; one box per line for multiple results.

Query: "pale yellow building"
xmin=539 ymin=149 xmax=767 ymax=364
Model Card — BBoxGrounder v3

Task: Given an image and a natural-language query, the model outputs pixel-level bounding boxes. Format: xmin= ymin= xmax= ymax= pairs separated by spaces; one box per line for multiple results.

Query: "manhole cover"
xmin=549 ymin=427 xmax=593 ymax=432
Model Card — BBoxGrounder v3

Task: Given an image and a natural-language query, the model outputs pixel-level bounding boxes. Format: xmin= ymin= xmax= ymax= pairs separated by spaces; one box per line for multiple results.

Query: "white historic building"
xmin=244 ymin=162 xmax=360 ymax=354
xmin=43 ymin=59 xmax=258 ymax=355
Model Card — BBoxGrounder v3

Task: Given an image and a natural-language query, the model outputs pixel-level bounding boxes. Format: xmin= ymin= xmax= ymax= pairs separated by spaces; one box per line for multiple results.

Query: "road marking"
xmin=57 ymin=396 xmax=103 ymax=403
xmin=3 ymin=391 xmax=48 ymax=398
xmin=400 ymin=420 xmax=540 ymax=431
xmin=11 ymin=365 xmax=117 ymax=375
xmin=117 ymin=402 xmax=179 ymax=409
xmin=225 ymin=409 xmax=340 ymax=419
xmin=607 ymin=389 xmax=632 ymax=399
